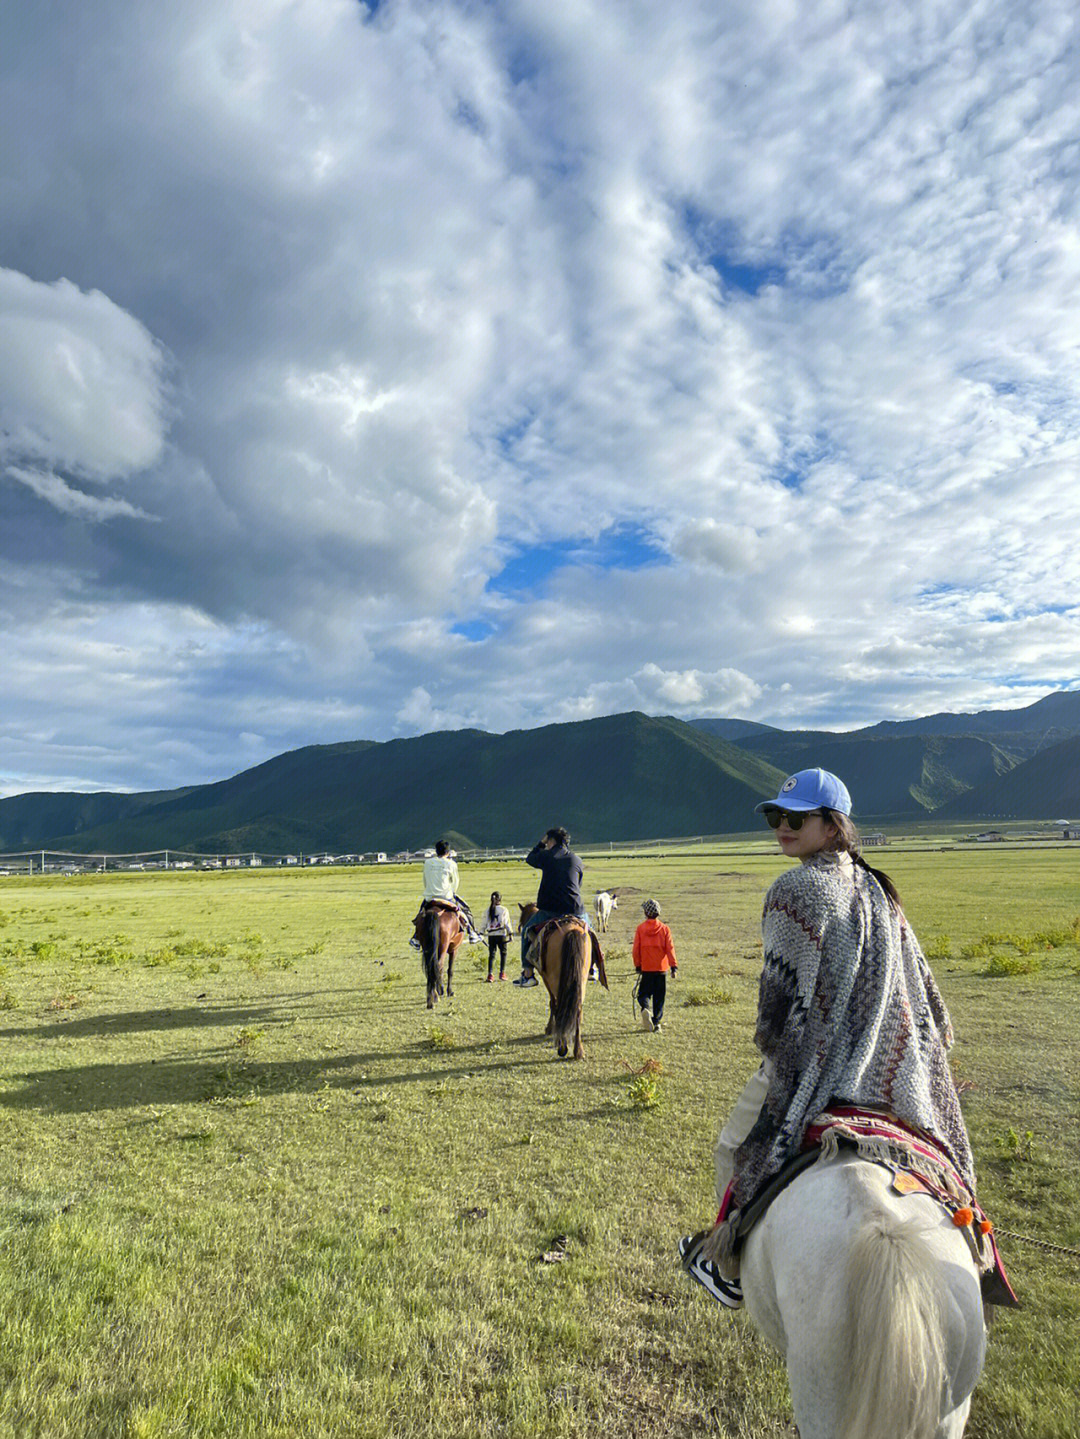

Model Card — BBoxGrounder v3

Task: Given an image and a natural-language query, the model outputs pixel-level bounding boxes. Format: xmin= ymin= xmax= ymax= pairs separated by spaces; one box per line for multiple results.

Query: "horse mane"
xmin=553 ymin=925 xmax=587 ymax=1033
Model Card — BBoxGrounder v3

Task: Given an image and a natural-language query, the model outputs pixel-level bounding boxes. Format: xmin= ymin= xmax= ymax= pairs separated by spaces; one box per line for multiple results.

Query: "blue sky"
xmin=2 ymin=0 xmax=1080 ymax=793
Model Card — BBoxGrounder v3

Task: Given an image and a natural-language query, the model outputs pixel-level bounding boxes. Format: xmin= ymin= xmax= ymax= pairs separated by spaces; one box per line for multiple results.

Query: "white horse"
xmin=595 ymin=891 xmax=618 ymax=931
xmin=740 ymin=1151 xmax=987 ymax=1439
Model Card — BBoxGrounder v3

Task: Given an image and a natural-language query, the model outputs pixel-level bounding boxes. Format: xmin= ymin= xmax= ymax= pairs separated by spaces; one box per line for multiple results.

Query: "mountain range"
xmin=3 ymin=691 xmax=1080 ymax=855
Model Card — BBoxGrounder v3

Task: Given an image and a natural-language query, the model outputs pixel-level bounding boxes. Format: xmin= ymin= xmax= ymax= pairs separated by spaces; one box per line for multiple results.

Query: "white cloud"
xmin=0 ymin=269 xmax=168 ymax=480
xmin=547 ymin=662 xmax=762 ymax=724
xmin=2 ymin=1 xmax=1080 ymax=792
xmin=670 ymin=520 xmax=760 ymax=572
xmin=6 ymin=466 xmax=155 ymax=522
xmin=395 ymin=685 xmax=481 ymax=734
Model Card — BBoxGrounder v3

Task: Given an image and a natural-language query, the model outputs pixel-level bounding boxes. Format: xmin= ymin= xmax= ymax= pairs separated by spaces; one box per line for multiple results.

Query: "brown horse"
xmin=412 ymin=901 xmax=463 ymax=1009
xmin=530 ymin=916 xmax=608 ymax=1059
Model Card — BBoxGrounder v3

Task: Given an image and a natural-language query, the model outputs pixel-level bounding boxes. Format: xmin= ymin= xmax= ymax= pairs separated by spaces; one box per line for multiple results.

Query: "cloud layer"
xmin=2 ymin=0 xmax=1079 ymax=793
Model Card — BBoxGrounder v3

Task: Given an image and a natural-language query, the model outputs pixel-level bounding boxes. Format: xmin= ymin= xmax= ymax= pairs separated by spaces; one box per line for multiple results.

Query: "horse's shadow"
xmin=0 ymin=973 xmax=635 ymax=1117
xmin=0 ymin=1039 xmax=562 ymax=1117
xmin=0 ymin=1001 xmax=287 ymax=1044
xmin=0 ymin=983 xmax=406 ymax=1044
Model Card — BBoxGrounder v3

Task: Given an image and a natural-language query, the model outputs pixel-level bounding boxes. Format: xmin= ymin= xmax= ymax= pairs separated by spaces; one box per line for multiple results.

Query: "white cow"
xmin=594 ymin=891 xmax=618 ymax=931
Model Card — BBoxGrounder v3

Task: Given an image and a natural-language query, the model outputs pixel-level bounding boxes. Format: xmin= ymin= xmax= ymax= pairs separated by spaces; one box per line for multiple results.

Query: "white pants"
xmin=714 ymin=1061 xmax=772 ymax=1208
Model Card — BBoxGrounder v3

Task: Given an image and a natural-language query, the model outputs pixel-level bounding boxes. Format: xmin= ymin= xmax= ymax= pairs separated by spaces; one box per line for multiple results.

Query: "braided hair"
xmin=822 ymin=809 xmax=902 ymax=911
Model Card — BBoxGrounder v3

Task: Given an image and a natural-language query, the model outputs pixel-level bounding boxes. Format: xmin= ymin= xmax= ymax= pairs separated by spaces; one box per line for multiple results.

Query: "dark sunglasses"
xmin=763 ymin=807 xmax=824 ymax=831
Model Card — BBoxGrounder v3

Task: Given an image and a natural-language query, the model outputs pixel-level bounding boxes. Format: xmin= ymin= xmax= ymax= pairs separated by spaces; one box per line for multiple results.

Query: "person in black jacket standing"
xmin=513 ymin=825 xmax=587 ymax=987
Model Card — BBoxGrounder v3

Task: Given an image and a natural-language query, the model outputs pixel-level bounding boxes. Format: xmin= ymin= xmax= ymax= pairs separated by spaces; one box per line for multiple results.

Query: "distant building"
xmin=861 ymin=833 xmax=888 ymax=846
xmin=975 ymin=832 xmax=1006 ymax=842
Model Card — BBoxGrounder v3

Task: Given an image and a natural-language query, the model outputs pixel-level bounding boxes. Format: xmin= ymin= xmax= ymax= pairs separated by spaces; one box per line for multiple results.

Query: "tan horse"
xmin=412 ymin=901 xmax=463 ymax=1009
xmin=530 ymin=916 xmax=608 ymax=1059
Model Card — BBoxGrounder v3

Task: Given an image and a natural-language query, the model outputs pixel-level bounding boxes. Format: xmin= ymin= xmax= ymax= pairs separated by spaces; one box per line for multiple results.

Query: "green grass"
xmin=0 ymin=853 xmax=1077 ymax=1437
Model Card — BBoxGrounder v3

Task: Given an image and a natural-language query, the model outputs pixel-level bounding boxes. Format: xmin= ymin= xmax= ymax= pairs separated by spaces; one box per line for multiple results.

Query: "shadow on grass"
xmin=0 ymin=1000 xmax=291 ymax=1043
xmin=0 ymin=1044 xmax=560 ymax=1116
xmin=0 ymin=969 xmax=634 ymax=1040
xmin=0 ymin=982 xmax=438 ymax=1042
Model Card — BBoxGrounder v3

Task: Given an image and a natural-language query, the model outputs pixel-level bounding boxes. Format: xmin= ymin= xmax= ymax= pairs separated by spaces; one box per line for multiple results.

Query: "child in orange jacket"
xmin=633 ymin=898 xmax=677 ymax=1033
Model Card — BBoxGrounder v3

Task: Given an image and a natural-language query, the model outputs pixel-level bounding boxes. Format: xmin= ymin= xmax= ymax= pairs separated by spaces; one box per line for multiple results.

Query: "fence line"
xmin=0 ymin=848 xmax=344 ymax=873
xmin=0 ymin=836 xmax=735 ymax=874
xmin=0 ymin=846 xmax=528 ymax=873
xmin=5 ymin=826 xmax=1078 ymax=877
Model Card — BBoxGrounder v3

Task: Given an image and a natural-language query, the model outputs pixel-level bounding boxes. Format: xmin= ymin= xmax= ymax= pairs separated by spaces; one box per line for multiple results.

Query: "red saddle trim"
xmin=803 ymin=1105 xmax=1018 ymax=1307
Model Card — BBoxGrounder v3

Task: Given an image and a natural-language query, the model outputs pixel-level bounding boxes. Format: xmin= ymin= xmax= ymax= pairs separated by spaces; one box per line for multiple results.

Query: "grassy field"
xmin=0 ymin=847 xmax=1077 ymax=1438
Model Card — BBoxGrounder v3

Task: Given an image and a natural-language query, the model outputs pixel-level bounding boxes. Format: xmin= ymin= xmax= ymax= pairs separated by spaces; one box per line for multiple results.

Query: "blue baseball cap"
xmin=755 ymin=768 xmax=852 ymax=816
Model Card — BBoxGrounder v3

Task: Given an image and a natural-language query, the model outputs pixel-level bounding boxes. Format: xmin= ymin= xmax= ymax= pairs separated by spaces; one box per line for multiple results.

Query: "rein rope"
xmin=994 ymin=1227 xmax=1080 ymax=1263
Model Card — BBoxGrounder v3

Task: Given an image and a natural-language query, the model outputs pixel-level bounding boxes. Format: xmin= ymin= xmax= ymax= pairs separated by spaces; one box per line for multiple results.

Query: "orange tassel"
xmin=952 ymin=1207 xmax=974 ymax=1227
xmin=978 ymin=1219 xmax=993 ymax=1235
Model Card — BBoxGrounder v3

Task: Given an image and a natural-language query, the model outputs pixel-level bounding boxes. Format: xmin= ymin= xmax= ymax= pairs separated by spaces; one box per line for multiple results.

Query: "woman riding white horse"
xmin=684 ymin=768 xmax=1002 ymax=1439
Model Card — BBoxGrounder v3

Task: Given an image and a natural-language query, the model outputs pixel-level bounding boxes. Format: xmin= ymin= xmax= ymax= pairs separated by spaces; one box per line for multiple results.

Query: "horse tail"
xmin=422 ymin=907 xmax=442 ymax=994
xmin=553 ymin=927 xmax=587 ymax=1038
xmin=842 ymin=1209 xmax=947 ymax=1439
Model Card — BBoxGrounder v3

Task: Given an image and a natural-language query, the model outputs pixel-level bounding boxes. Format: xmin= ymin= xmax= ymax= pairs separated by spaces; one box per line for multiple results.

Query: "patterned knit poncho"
xmin=731 ymin=850 xmax=974 ymax=1210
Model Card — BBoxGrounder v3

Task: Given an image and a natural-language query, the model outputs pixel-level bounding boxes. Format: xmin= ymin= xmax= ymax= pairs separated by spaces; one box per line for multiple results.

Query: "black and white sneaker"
xmin=678 ymin=1232 xmax=743 ymax=1308
xmin=512 ymin=973 xmax=538 ymax=987
xmin=408 ymin=938 xmax=421 ymax=950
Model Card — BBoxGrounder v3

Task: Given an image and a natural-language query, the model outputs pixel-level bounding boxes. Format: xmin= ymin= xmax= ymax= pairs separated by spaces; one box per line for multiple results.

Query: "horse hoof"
xmin=557 ymin=1044 xmax=568 ymax=1058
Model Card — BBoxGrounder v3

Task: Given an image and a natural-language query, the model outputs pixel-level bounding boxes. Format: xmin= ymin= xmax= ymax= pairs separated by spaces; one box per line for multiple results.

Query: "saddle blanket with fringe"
xmin=803 ymin=1105 xmax=973 ymax=1204
xmin=531 ymin=916 xmax=608 ymax=988
xmin=721 ymin=1104 xmax=1018 ymax=1306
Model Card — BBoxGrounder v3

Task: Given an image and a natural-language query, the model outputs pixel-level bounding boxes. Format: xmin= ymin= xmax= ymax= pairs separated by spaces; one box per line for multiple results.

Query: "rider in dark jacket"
xmin=513 ymin=826 xmax=587 ymax=986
